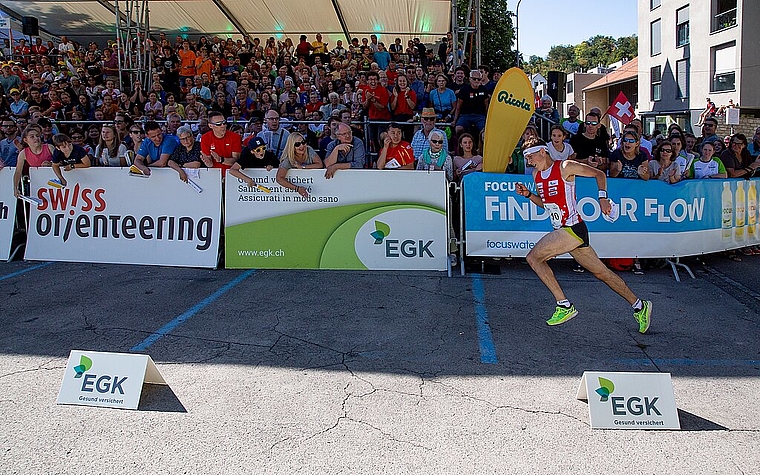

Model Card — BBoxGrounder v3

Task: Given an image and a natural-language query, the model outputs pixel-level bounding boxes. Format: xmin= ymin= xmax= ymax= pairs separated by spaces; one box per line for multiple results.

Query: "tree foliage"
xmin=456 ymin=0 xmax=515 ymax=72
xmin=525 ymin=35 xmax=638 ymax=76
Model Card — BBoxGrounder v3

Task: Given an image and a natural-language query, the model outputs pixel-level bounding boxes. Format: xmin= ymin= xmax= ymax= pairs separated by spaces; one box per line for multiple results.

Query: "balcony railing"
xmin=712 ymin=8 xmax=737 ymax=33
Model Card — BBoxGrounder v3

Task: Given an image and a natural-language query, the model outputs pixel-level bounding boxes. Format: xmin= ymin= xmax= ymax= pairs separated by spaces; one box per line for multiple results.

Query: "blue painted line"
xmin=0 ymin=262 xmax=53 ymax=282
xmin=131 ymin=270 xmax=256 ymax=352
xmin=613 ymin=358 xmax=760 ymax=367
xmin=471 ymin=274 xmax=498 ymax=364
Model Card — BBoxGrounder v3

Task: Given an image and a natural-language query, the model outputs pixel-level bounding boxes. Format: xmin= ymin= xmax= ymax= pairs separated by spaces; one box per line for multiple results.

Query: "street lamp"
xmin=515 ymin=0 xmax=523 ymax=67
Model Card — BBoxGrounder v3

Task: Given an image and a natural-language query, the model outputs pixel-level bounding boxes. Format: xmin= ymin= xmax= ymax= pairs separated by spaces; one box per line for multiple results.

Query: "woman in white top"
xmin=94 ymin=124 xmax=128 ymax=167
xmin=547 ymin=125 xmax=576 ymax=162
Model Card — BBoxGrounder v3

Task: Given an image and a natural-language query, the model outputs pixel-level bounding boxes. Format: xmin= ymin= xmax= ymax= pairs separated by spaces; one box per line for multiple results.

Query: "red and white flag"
xmin=606 ymin=91 xmax=635 ymax=125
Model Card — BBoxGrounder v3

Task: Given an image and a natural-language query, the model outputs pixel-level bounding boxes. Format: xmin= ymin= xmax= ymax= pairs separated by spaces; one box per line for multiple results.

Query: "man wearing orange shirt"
xmin=177 ymin=40 xmax=197 ymax=84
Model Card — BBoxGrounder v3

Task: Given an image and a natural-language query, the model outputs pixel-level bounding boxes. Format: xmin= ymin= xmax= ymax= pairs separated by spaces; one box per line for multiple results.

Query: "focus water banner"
xmin=224 ymin=170 xmax=448 ymax=270
xmin=463 ymin=173 xmax=760 ymax=258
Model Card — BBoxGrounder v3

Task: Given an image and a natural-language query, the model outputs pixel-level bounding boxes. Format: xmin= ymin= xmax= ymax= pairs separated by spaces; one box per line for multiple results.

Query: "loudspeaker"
xmin=547 ymin=71 xmax=567 ymax=103
xmin=22 ymin=16 xmax=39 ymax=37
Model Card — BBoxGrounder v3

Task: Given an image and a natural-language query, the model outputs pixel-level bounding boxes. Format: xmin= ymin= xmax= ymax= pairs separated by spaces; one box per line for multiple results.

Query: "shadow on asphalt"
xmin=138 ymin=384 xmax=187 ymax=413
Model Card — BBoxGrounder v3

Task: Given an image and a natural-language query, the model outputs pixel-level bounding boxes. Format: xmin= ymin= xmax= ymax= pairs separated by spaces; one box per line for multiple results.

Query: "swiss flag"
xmin=606 ymin=91 xmax=635 ymax=125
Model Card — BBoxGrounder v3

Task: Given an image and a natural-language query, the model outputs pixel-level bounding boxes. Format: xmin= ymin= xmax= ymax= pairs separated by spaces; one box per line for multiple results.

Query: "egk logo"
xmin=371 ymin=221 xmax=434 ymax=258
xmin=73 ymin=354 xmax=128 ymax=395
xmin=596 ymin=377 xmax=661 ymax=416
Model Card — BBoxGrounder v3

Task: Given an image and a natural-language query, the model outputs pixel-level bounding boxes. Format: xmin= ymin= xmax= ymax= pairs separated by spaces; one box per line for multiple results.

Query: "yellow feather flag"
xmin=482 ymin=68 xmax=535 ymax=173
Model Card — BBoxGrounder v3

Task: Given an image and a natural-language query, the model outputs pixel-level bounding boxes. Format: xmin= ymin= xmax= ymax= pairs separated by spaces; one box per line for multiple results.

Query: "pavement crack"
xmin=0 ymin=358 xmax=65 ymax=381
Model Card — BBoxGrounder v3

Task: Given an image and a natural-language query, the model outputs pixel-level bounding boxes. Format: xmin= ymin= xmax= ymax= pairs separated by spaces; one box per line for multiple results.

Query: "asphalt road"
xmin=0 ymin=253 xmax=758 ymax=474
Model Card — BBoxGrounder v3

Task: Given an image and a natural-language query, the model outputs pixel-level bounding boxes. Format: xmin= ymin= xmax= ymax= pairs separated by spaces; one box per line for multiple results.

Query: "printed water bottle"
xmin=722 ymin=182 xmax=732 ymax=242
xmin=748 ymin=181 xmax=757 ymax=239
xmin=735 ymin=181 xmax=745 ymax=241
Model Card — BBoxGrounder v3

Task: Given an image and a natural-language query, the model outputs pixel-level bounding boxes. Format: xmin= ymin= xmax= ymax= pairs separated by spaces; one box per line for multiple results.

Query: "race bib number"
xmin=544 ymin=203 xmax=564 ymax=229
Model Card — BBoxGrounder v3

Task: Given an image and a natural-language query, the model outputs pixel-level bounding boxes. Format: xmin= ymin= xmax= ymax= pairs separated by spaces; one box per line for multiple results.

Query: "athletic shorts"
xmin=562 ymin=221 xmax=589 ymax=248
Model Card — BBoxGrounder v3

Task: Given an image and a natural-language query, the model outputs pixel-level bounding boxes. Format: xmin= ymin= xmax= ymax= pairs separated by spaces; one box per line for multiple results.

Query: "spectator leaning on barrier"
xmin=453 ymin=132 xmax=483 ymax=181
xmin=570 ymin=111 xmax=609 ymax=171
xmin=686 ymin=141 xmax=726 ymax=180
xmin=167 ymin=125 xmax=202 ymax=183
xmin=51 ymin=133 xmax=92 ymax=187
xmin=132 ymin=121 xmax=179 ymax=176
xmin=234 ymin=136 xmax=278 ymax=183
xmin=276 ymin=132 xmax=323 ymax=198
xmin=200 ymin=110 xmax=242 ymax=173
xmin=324 ymin=123 xmax=365 ymax=178
xmin=377 ymin=122 xmax=414 ymax=170
xmin=94 ymin=124 xmax=128 ymax=167
xmin=13 ymin=125 xmax=54 ymax=197
xmin=649 ymin=140 xmax=681 ymax=184
xmin=416 ymin=129 xmax=453 ymax=181
xmin=561 ymin=104 xmax=581 ymax=137
xmin=720 ymin=133 xmax=759 ymax=179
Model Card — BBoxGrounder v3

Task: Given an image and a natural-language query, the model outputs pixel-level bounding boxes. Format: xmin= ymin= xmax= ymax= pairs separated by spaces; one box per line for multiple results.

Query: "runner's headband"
xmin=523 ymin=145 xmax=549 ymax=156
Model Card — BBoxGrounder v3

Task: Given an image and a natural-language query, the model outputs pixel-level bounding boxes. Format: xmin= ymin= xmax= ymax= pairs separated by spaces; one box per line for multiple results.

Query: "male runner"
xmin=514 ymin=137 xmax=651 ymax=333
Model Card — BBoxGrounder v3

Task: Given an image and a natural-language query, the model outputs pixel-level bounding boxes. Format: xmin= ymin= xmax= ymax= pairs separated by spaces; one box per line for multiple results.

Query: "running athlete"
xmin=514 ymin=137 xmax=651 ymax=333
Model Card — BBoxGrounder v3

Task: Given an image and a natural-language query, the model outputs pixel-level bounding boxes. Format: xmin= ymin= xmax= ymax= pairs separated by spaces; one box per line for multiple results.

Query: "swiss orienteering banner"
xmin=463 ymin=173 xmax=760 ymax=258
xmin=482 ymin=68 xmax=535 ymax=173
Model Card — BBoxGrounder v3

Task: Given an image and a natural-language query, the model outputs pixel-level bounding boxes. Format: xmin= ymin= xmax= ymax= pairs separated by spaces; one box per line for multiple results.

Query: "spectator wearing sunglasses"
xmin=200 ymin=110 xmax=242 ymax=173
xmin=416 ymin=129 xmax=453 ymax=180
xmin=412 ymin=108 xmax=448 ymax=162
xmin=230 ymin=136 xmax=279 ymax=188
xmin=276 ymin=132 xmax=323 ymax=198
xmin=570 ymin=111 xmax=609 ymax=171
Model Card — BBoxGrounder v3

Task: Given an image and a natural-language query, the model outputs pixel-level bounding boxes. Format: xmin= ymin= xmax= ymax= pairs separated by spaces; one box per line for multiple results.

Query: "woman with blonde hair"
xmin=13 ymin=124 xmax=55 ymax=198
xmin=94 ymin=124 xmax=128 ymax=167
xmin=275 ymin=132 xmax=323 ymax=198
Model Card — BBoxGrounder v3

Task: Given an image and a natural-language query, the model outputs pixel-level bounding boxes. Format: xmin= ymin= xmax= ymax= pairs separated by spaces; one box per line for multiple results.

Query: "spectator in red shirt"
xmin=200 ymin=110 xmax=242 ymax=174
xmin=378 ymin=122 xmax=414 ymax=170
xmin=362 ymin=70 xmax=391 ymax=150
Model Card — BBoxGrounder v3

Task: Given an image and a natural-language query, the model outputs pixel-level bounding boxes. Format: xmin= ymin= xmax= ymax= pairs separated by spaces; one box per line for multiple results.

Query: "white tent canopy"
xmin=0 ymin=0 xmax=451 ymax=46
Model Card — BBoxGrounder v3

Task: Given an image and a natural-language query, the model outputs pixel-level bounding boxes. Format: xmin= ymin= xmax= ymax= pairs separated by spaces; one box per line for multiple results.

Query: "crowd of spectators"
xmin=1 ymin=32 xmax=759 ymax=262
xmin=0 ymin=32 xmax=500 ymax=182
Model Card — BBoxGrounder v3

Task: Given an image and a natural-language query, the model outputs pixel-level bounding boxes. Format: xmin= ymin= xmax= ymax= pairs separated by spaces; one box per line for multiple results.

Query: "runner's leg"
xmin=526 ymin=229 xmax=583 ymax=301
xmin=570 ymin=246 xmax=638 ymax=305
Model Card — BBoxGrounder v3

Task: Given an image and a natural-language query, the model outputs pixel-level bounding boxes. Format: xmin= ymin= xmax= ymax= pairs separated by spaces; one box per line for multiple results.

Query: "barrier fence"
xmin=462 ymin=173 xmax=760 ymax=258
xmin=4 ymin=166 xmax=760 ymax=271
xmin=0 ymin=168 xmax=15 ymax=261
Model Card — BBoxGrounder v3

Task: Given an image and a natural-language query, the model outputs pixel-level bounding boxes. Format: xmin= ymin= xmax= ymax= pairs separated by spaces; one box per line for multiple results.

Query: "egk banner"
xmin=225 ymin=169 xmax=448 ymax=270
xmin=463 ymin=173 xmax=760 ymax=258
xmin=25 ymin=168 xmax=222 ymax=268
xmin=0 ymin=168 xmax=17 ymax=261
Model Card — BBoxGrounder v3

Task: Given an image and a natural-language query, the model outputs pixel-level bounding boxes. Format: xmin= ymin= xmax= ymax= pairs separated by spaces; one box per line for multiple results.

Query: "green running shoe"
xmin=546 ymin=305 xmax=578 ymax=326
xmin=634 ymin=300 xmax=652 ymax=334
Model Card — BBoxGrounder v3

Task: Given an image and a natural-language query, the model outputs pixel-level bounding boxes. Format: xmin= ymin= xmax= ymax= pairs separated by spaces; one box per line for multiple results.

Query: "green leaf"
xmin=375 ymin=220 xmax=391 ymax=238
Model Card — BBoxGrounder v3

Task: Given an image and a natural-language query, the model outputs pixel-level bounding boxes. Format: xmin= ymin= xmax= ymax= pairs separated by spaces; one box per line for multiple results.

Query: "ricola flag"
xmin=606 ymin=91 xmax=635 ymax=125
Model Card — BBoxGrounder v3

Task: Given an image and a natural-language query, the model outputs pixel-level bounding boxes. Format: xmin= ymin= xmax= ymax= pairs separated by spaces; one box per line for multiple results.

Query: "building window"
xmin=712 ymin=42 xmax=736 ymax=92
xmin=566 ymin=80 xmax=574 ymax=94
xmin=712 ymin=0 xmax=737 ymax=33
xmin=650 ymin=19 xmax=661 ymax=56
xmin=676 ymin=6 xmax=689 ymax=47
xmin=676 ymin=59 xmax=689 ymax=99
xmin=651 ymin=66 xmax=662 ymax=102
xmin=651 ymin=0 xmax=661 ymax=9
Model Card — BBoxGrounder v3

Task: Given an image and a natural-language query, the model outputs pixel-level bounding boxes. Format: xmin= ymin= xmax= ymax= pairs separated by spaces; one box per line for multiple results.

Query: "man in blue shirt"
xmin=132 ymin=121 xmax=179 ymax=176
xmin=0 ymin=117 xmax=20 ymax=167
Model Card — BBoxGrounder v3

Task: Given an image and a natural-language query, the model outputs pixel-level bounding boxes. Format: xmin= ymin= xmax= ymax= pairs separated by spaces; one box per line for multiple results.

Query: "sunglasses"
xmin=585 ymin=121 xmax=599 ymax=126
xmin=660 ymin=149 xmax=672 ymax=153
xmin=130 ymin=130 xmax=143 ymax=134
xmin=430 ymin=139 xmax=444 ymax=144
xmin=253 ymin=146 xmax=267 ymax=154
xmin=293 ymin=141 xmax=306 ymax=147
xmin=210 ymin=121 xmax=226 ymax=126
xmin=622 ymin=137 xmax=637 ymax=143
xmin=732 ymin=141 xmax=743 ymax=146
xmin=421 ymin=117 xmax=435 ymax=121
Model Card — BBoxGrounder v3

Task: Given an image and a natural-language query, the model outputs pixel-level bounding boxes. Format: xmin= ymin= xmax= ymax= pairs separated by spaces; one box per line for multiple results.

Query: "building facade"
xmin=637 ymin=0 xmax=759 ymax=135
